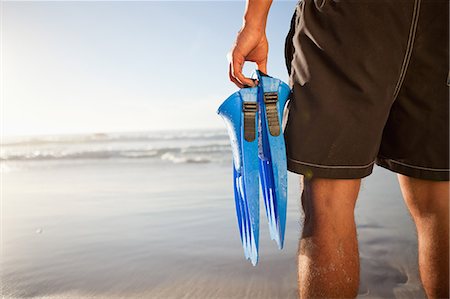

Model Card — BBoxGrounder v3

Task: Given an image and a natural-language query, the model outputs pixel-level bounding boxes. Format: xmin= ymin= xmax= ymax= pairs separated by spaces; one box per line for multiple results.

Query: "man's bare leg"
xmin=398 ymin=175 xmax=449 ymax=299
xmin=298 ymin=177 xmax=361 ymax=299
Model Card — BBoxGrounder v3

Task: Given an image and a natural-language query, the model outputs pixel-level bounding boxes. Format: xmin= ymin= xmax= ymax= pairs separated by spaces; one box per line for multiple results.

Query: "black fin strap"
xmin=264 ymin=92 xmax=280 ymax=136
xmin=243 ymin=102 xmax=257 ymax=142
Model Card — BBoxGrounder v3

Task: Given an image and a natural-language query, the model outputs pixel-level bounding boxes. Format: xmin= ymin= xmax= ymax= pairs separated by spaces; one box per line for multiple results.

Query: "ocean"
xmin=1 ymin=129 xmax=425 ymax=298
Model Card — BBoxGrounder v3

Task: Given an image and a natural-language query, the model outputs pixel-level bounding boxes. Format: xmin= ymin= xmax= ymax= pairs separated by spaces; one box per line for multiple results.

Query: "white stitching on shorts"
xmin=392 ymin=0 xmax=421 ymax=100
xmin=382 ymin=159 xmax=450 ymax=172
xmin=288 ymin=158 xmax=375 ymax=169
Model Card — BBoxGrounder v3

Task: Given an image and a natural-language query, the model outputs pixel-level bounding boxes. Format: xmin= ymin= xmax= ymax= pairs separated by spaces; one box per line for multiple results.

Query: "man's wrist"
xmin=241 ymin=20 xmax=266 ymax=35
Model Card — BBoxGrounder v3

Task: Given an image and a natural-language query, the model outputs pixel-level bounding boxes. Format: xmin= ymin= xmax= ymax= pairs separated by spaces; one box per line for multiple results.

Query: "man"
xmin=228 ymin=0 xmax=449 ymax=298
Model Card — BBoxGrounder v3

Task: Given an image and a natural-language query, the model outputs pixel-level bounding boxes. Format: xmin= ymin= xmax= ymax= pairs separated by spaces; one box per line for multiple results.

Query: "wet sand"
xmin=2 ymin=158 xmax=425 ymax=298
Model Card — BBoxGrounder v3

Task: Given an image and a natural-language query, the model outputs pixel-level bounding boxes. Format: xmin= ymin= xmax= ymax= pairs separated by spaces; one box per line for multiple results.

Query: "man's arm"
xmin=228 ymin=0 xmax=273 ymax=88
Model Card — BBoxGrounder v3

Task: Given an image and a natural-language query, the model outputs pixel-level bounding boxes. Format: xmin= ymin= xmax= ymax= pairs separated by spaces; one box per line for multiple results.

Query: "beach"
xmin=1 ymin=129 xmax=425 ymax=298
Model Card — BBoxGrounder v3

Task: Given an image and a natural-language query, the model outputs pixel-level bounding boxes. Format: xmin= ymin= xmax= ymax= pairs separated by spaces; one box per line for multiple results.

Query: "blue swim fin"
xmin=256 ymin=71 xmax=290 ymax=250
xmin=218 ymin=71 xmax=290 ymax=265
xmin=217 ymin=87 xmax=260 ymax=266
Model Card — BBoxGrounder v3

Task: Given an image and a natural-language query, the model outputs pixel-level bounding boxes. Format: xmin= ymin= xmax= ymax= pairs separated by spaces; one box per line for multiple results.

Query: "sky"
xmin=1 ymin=0 xmax=297 ymax=137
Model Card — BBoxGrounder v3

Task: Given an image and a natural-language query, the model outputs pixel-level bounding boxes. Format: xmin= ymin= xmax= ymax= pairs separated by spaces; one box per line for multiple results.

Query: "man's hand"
xmin=228 ymin=0 xmax=272 ymax=88
xmin=228 ymin=26 xmax=268 ymax=88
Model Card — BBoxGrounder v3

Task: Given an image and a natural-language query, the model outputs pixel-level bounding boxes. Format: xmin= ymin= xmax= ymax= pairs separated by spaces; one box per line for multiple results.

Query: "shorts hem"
xmin=287 ymin=158 xmax=375 ymax=179
xmin=376 ymin=157 xmax=450 ymax=181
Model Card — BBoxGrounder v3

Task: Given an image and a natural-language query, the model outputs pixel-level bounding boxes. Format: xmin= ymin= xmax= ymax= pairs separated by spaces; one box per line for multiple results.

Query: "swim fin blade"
xmin=256 ymin=71 xmax=290 ymax=250
xmin=218 ymin=87 xmax=260 ymax=266
xmin=218 ymin=71 xmax=290 ymax=265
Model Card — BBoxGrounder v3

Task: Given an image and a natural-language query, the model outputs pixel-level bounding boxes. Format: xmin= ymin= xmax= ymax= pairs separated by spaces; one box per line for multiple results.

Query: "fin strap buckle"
xmin=243 ymin=102 xmax=257 ymax=142
xmin=264 ymin=92 xmax=280 ymax=136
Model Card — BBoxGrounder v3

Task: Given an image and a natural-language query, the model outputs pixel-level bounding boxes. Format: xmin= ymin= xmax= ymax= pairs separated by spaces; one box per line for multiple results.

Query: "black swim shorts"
xmin=284 ymin=0 xmax=449 ymax=181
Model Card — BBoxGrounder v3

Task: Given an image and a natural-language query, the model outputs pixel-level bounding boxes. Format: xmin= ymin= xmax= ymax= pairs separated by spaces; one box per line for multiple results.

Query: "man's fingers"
xmin=227 ymin=52 xmax=246 ymax=87
xmin=227 ymin=50 xmax=261 ymax=88
xmin=229 ymin=63 xmax=244 ymax=88
xmin=229 ymin=50 xmax=257 ymax=87
xmin=231 ymin=59 xmax=245 ymax=86
xmin=233 ymin=60 xmax=256 ymax=87
xmin=257 ymin=60 xmax=268 ymax=75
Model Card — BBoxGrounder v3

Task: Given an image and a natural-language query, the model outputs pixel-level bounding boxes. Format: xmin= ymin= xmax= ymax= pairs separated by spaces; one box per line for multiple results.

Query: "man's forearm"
xmin=243 ymin=0 xmax=273 ymax=31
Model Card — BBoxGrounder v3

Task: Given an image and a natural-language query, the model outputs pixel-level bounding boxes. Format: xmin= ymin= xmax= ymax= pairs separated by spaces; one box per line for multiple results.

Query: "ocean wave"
xmin=1 ymin=130 xmax=233 ymax=164
xmin=1 ymin=144 xmax=231 ymax=164
xmin=161 ymin=153 xmax=212 ymax=164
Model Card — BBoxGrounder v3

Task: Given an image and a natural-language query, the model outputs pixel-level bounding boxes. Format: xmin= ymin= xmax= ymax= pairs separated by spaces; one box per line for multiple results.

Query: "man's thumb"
xmin=257 ymin=60 xmax=268 ymax=75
